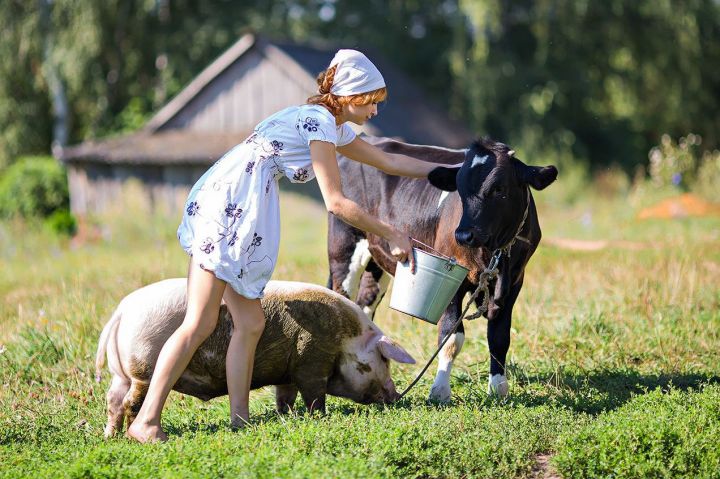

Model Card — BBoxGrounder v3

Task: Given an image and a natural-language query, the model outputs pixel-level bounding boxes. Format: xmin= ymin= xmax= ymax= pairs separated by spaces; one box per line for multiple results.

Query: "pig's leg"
xmin=275 ymin=384 xmax=298 ymax=413
xmin=123 ymin=380 xmax=149 ymax=429
xmin=105 ymin=374 xmax=130 ymax=437
xmin=298 ymin=380 xmax=327 ymax=414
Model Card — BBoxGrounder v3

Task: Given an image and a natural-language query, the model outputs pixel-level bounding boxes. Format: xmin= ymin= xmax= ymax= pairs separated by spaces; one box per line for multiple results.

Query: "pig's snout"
xmin=358 ymin=379 xmax=400 ymax=405
xmin=382 ymin=379 xmax=400 ymax=403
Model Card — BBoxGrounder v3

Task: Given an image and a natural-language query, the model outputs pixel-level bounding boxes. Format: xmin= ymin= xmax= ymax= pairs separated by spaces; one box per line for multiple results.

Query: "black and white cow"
xmin=327 ymin=137 xmax=557 ymax=401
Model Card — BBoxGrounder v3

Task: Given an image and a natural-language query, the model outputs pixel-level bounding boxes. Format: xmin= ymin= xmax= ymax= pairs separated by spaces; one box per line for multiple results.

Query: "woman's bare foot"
xmin=230 ymin=414 xmax=249 ymax=431
xmin=126 ymin=422 xmax=168 ymax=443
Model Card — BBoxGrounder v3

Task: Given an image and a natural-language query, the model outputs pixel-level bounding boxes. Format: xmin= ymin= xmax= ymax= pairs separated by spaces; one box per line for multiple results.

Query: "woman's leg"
xmin=126 ymin=259 xmax=226 ymax=443
xmin=222 ymin=287 xmax=266 ymax=428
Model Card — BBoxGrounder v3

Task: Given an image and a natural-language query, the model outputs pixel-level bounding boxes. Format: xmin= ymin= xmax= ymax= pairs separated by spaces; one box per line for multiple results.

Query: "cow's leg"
xmin=485 ymin=283 xmax=522 ymax=398
xmin=429 ymin=292 xmax=465 ymax=403
xmin=275 ymin=384 xmax=299 ymax=414
xmin=356 ymin=261 xmax=390 ymax=321
xmin=123 ymin=380 xmax=149 ymax=429
xmin=327 ymin=215 xmax=369 ymax=299
xmin=105 ymin=374 xmax=130 ymax=437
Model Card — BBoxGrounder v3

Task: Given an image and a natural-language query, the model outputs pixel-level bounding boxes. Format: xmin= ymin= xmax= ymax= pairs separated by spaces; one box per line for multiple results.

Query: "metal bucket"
xmin=389 ymin=247 xmax=469 ymax=324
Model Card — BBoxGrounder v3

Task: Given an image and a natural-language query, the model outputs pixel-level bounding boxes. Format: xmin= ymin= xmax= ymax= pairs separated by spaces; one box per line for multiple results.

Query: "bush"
xmin=44 ymin=208 xmax=77 ymax=236
xmin=0 ymin=156 xmax=69 ymax=218
xmin=647 ymin=133 xmax=720 ymax=202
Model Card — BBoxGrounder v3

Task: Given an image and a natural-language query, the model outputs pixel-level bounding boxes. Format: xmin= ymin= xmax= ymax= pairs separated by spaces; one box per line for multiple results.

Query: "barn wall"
xmin=66 ymin=162 xmax=207 ymax=217
xmin=163 ymin=50 xmax=318 ymax=133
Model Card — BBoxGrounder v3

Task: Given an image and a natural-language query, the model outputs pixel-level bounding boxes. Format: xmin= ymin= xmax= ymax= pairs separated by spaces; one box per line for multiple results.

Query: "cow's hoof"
xmin=428 ymin=384 xmax=452 ymax=403
xmin=488 ymin=374 xmax=509 ymax=397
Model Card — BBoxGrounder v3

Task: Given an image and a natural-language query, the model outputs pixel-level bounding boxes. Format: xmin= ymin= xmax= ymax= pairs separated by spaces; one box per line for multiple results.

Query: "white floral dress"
xmin=177 ymin=104 xmax=356 ymax=298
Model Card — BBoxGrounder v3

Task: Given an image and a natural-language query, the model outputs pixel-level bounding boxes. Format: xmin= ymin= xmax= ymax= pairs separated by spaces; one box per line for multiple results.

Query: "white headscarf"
xmin=328 ymin=49 xmax=386 ymax=96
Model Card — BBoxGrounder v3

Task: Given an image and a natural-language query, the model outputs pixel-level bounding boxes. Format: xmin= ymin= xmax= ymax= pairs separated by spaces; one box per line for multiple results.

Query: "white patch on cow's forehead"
xmin=471 ymin=154 xmax=489 ymax=168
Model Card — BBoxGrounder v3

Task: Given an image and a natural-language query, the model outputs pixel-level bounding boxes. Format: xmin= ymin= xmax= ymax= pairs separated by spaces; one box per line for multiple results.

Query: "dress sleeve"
xmin=336 ymin=124 xmax=357 ymax=147
xmin=296 ymin=107 xmax=338 ymax=146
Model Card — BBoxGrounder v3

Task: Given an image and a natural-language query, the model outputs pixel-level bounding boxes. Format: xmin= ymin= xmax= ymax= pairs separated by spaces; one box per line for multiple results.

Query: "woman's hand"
xmin=388 ymin=230 xmax=416 ymax=273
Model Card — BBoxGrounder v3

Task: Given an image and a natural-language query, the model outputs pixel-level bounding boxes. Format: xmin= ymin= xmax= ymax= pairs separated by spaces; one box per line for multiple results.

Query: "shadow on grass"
xmin=135 ymin=368 xmax=720 ymax=438
xmin=474 ymin=367 xmax=720 ymax=415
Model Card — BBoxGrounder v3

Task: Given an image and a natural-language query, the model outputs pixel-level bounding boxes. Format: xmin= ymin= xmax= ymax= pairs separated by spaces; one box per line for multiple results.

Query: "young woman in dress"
xmin=127 ymin=49 xmax=451 ymax=443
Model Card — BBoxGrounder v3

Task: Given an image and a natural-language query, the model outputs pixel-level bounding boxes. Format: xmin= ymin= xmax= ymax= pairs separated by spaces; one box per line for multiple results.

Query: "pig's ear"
xmin=377 ymin=336 xmax=416 ymax=364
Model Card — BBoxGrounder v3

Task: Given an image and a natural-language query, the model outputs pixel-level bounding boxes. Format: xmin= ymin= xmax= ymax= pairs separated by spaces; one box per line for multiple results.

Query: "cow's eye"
xmin=491 ymin=186 xmax=505 ymax=197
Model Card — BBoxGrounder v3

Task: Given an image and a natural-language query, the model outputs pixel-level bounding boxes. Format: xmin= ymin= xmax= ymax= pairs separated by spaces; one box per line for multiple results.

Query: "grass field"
xmin=1 ymin=182 xmax=719 ymax=478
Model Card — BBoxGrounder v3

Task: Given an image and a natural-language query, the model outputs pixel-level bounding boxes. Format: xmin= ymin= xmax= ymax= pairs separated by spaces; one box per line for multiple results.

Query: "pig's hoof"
xmin=103 ymin=425 xmax=118 ymax=438
xmin=428 ymin=384 xmax=452 ymax=403
xmin=488 ymin=374 xmax=509 ymax=398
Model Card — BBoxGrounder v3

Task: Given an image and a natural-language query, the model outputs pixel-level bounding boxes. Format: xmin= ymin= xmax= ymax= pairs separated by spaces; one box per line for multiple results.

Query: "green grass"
xmin=1 ymin=183 xmax=719 ymax=478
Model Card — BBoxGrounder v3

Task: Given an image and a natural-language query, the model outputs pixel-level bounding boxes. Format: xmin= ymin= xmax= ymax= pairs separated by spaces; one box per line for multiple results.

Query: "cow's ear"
xmin=428 ymin=166 xmax=459 ymax=192
xmin=514 ymin=159 xmax=558 ymax=190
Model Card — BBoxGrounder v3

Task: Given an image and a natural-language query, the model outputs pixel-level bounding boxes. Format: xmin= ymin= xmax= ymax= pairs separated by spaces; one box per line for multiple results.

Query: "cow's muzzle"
xmin=455 ymin=228 xmax=488 ymax=247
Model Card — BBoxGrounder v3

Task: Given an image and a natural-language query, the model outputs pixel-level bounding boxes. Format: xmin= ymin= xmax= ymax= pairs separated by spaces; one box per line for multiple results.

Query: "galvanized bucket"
xmin=389 ymin=246 xmax=469 ymax=324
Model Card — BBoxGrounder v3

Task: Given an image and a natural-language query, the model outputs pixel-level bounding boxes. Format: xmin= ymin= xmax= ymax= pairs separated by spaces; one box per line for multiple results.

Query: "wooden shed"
xmin=57 ymin=33 xmax=473 ymax=216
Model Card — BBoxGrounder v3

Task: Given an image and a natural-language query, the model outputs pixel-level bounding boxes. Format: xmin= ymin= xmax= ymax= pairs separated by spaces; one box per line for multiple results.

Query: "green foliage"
xmin=553 ymin=385 xmax=720 ymax=478
xmin=453 ymin=1 xmax=720 ymax=171
xmin=44 ymin=208 xmax=77 ymax=236
xmin=0 ymin=1 xmax=52 ymax=168
xmin=647 ymin=133 xmax=720 ymax=202
xmin=3 ymin=0 xmax=720 ymax=176
xmin=0 ymin=156 xmax=69 ymax=219
xmin=648 ymin=133 xmax=704 ymax=190
xmin=695 ymin=149 xmax=720 ymax=202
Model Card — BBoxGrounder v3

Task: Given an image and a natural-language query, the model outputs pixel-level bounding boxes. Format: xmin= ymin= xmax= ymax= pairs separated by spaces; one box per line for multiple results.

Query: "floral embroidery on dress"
xmin=250 ymin=233 xmax=263 ymax=247
xmin=271 ymin=140 xmax=284 ymax=153
xmin=244 ymin=132 xmax=258 ymax=144
xmin=302 ymin=117 xmax=320 ymax=132
xmin=224 ymin=203 xmax=243 ymax=218
xmin=186 ymin=201 xmax=199 ymax=216
xmin=228 ymin=231 xmax=239 ymax=247
xmin=245 ymin=161 xmax=255 ymax=174
xmin=200 ymin=238 xmax=215 ymax=254
xmin=293 ymin=168 xmax=309 ymax=182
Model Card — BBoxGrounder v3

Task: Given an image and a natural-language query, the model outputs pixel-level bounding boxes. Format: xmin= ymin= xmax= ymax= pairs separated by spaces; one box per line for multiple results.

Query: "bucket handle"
xmin=410 ymin=237 xmax=459 ymax=267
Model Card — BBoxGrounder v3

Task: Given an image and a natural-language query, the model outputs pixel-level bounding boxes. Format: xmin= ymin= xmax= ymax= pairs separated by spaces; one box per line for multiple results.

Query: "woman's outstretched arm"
xmin=336 ymin=136 xmax=462 ymax=178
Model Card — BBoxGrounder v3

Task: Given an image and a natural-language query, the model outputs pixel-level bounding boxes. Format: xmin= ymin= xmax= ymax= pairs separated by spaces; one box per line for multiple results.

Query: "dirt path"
xmin=543 ymin=237 xmax=649 ymax=251
xmin=528 ymin=454 xmax=562 ymax=479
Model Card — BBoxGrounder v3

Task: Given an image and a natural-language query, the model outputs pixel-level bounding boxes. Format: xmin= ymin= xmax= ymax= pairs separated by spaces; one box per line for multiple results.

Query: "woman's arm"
xmin=336 ymin=136 xmax=460 ymax=178
xmin=310 ymin=140 xmax=415 ymax=269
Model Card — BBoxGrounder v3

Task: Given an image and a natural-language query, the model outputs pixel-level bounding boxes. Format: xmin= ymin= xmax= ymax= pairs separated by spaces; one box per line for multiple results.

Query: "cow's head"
xmin=428 ymin=138 xmax=557 ymax=250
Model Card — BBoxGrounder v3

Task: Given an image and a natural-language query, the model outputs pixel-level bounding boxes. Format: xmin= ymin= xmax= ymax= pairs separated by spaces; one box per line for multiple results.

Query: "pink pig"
xmin=96 ymin=278 xmax=415 ymax=437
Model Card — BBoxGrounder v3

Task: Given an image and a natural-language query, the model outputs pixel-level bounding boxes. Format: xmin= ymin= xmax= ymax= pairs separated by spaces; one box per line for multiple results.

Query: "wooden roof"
xmin=59 ymin=130 xmax=249 ymax=165
xmin=59 ymin=34 xmax=472 ymax=165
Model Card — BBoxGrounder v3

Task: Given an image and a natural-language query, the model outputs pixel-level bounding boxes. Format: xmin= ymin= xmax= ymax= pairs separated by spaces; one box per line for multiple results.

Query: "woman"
xmin=127 ymin=49 xmax=449 ymax=443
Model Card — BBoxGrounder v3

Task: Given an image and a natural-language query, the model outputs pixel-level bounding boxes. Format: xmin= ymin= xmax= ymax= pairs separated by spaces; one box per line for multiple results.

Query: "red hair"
xmin=306 ymin=65 xmax=387 ymax=117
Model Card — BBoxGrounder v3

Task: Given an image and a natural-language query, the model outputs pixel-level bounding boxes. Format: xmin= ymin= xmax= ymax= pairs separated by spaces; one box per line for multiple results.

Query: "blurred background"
xmin=1 ymin=0 xmax=719 ymax=228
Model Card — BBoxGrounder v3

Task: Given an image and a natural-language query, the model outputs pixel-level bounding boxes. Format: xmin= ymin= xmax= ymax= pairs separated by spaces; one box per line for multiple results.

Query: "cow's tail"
xmin=95 ymin=307 xmax=121 ymax=383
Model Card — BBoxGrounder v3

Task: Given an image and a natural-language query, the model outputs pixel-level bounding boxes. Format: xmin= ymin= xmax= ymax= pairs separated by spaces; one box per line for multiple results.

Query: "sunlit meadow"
xmin=1 ymin=176 xmax=718 ymax=478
